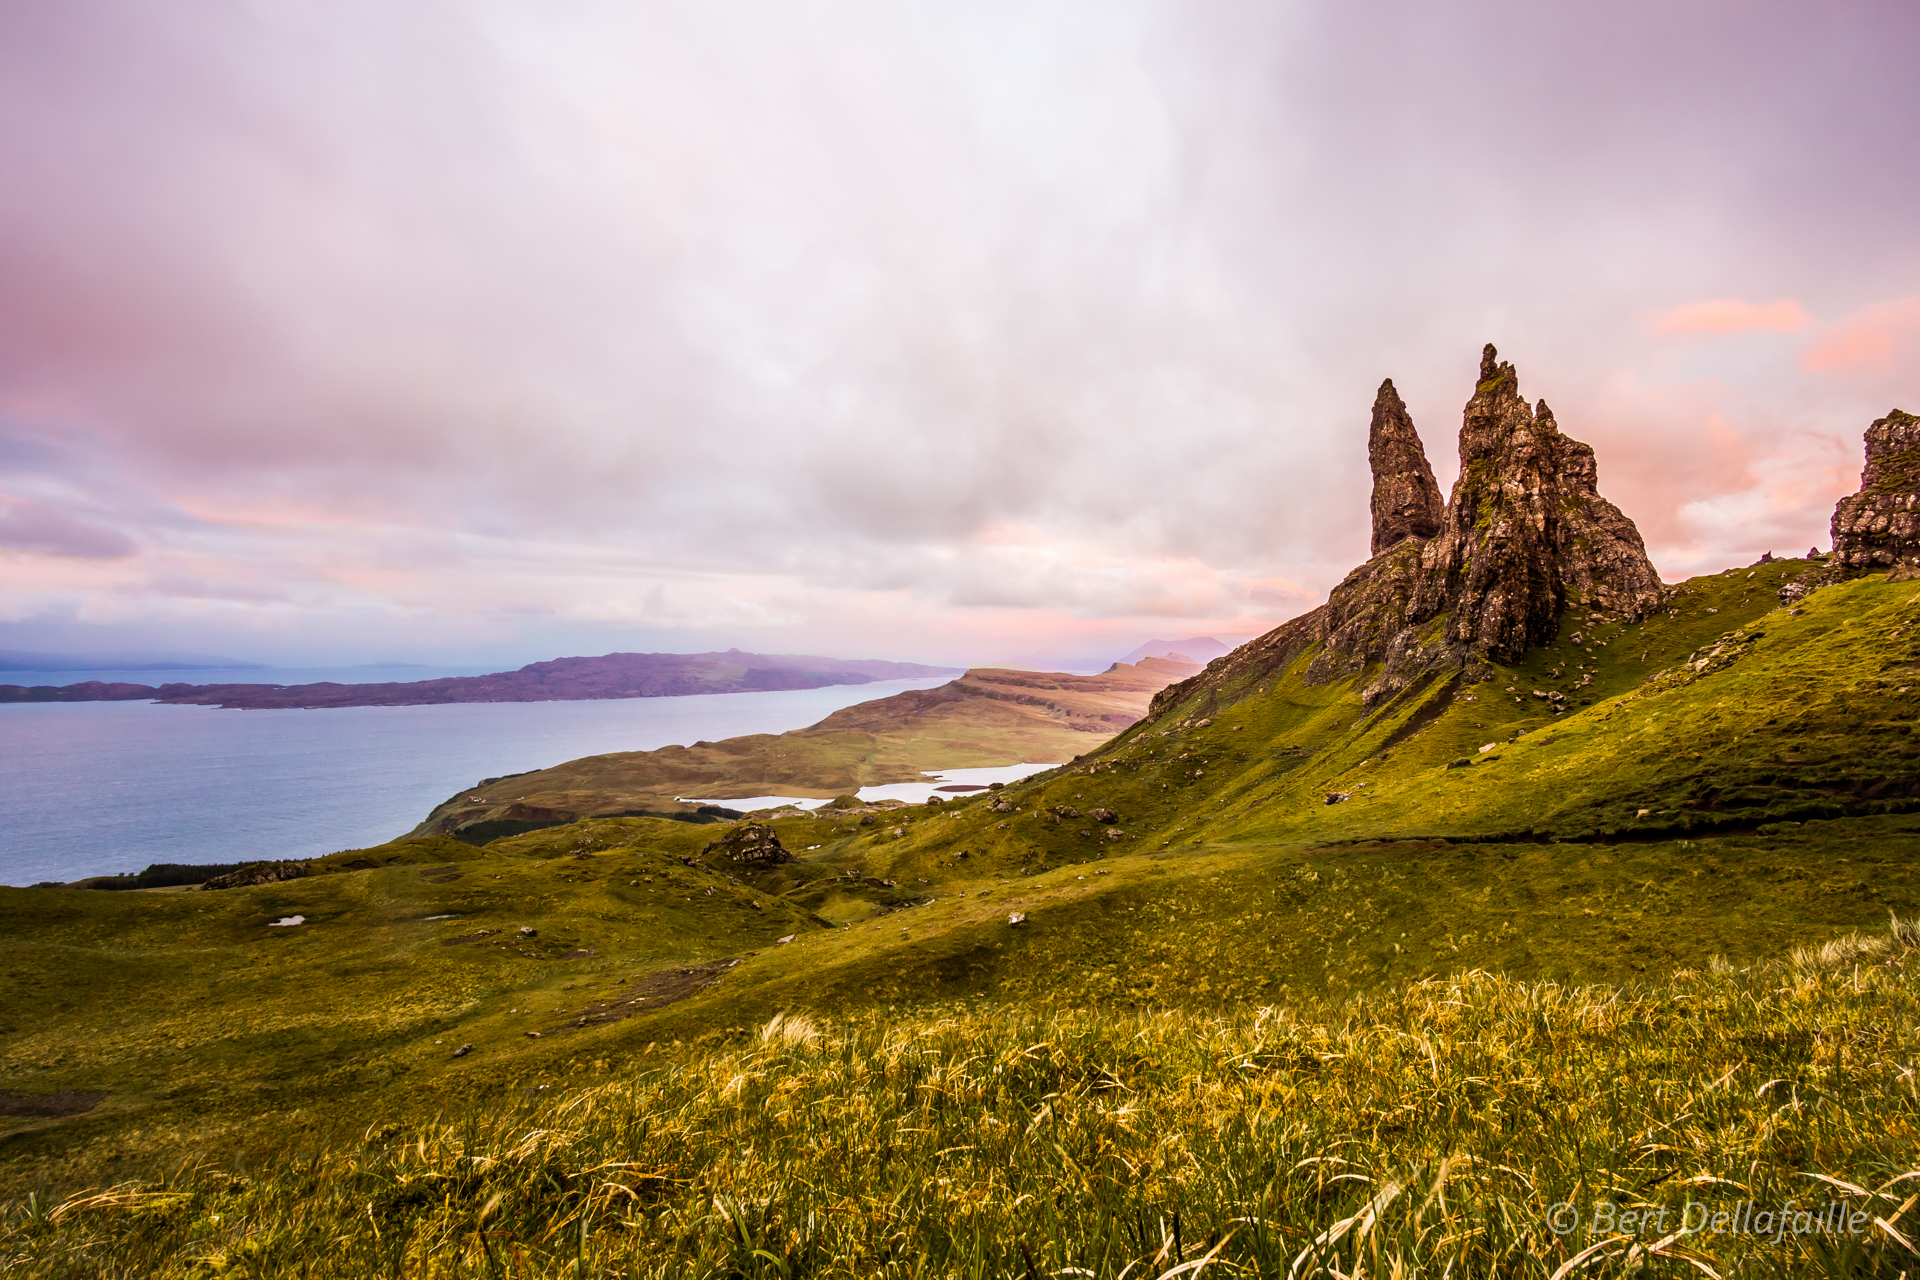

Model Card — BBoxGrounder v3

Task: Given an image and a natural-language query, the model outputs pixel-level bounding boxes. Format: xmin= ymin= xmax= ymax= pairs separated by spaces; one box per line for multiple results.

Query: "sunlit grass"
xmin=9 ymin=920 xmax=1919 ymax=1277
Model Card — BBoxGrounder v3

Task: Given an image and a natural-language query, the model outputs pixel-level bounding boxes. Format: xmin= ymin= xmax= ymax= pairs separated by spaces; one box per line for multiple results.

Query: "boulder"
xmin=1089 ymin=807 xmax=1117 ymax=823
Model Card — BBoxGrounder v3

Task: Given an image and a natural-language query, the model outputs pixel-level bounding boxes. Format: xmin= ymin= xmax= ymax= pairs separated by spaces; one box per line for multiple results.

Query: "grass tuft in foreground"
xmin=6 ymin=920 xmax=1920 ymax=1277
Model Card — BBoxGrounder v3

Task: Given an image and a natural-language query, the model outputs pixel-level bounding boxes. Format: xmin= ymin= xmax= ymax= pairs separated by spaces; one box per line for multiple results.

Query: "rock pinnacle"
xmin=1367 ymin=379 xmax=1444 ymax=555
xmin=1417 ymin=345 xmax=1662 ymax=663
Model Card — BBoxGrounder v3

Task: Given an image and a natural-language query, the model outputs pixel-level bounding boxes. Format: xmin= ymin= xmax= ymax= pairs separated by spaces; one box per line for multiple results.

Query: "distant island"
xmin=0 ymin=649 xmax=959 ymax=710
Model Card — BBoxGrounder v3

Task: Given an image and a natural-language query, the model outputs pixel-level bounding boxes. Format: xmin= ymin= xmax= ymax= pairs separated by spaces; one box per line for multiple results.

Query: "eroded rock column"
xmin=1368 ymin=378 xmax=1444 ymax=555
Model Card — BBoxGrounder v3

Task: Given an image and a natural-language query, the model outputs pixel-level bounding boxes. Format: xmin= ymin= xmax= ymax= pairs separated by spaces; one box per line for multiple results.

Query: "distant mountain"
xmin=1117 ymin=636 xmax=1234 ymax=666
xmin=0 ymin=649 xmax=267 ymax=672
xmin=0 ymin=649 xmax=959 ymax=709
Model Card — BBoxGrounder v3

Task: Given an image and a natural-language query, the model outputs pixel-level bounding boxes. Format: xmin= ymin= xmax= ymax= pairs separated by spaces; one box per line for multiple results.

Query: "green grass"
xmin=5 ymin=917 xmax=1918 ymax=1276
xmin=8 ymin=809 xmax=1920 ymax=1210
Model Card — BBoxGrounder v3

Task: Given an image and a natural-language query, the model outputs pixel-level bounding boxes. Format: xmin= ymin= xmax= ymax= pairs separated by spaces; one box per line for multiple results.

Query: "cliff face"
xmin=1829 ymin=408 xmax=1920 ymax=577
xmin=1146 ymin=344 xmax=1663 ymax=719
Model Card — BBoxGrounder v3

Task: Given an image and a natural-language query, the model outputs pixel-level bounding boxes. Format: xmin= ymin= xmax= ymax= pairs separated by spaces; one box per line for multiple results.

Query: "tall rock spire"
xmin=1144 ymin=342 xmax=1670 ymax=724
xmin=1298 ymin=344 xmax=1663 ymax=696
xmin=1413 ymin=345 xmax=1662 ymax=662
xmin=1367 ymin=379 xmax=1444 ymax=555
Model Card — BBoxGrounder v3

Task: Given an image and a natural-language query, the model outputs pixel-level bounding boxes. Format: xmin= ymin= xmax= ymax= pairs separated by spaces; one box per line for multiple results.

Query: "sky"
xmin=2 ymin=1 xmax=1918 ymax=670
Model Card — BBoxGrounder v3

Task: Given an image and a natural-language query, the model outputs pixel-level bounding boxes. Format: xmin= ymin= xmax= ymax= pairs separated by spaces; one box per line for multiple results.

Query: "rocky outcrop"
xmin=1778 ymin=408 xmax=1920 ymax=603
xmin=700 ymin=822 xmax=794 ymax=865
xmin=1143 ymin=344 xmax=1663 ymax=720
xmin=1407 ymin=346 xmax=1663 ymax=664
xmin=1828 ymin=409 xmax=1920 ymax=577
xmin=200 ymin=860 xmax=310 ymax=890
xmin=1368 ymin=379 xmax=1445 ymax=555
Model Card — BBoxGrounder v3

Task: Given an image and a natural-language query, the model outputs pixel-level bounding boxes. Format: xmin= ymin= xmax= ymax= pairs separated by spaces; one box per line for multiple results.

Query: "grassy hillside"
xmin=874 ymin=558 xmax=1919 ymax=868
xmin=7 ymin=816 xmax=1919 ymax=1201
xmin=7 ymin=920 xmax=1918 ymax=1276
xmin=5 ymin=561 xmax=1920 ymax=1274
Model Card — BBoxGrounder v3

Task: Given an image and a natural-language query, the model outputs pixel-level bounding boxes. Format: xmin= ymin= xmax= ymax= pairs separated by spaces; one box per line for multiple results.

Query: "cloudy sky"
xmin=2 ymin=0 xmax=1917 ymax=669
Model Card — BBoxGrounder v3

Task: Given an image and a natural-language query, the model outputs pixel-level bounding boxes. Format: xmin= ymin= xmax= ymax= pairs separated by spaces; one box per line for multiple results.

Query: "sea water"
xmin=683 ymin=762 xmax=1062 ymax=813
xmin=0 ymin=677 xmax=961 ymax=886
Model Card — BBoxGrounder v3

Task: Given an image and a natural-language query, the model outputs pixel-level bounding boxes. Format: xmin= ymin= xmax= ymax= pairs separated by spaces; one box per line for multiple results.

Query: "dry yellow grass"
xmin=8 ymin=917 xmax=1918 ymax=1277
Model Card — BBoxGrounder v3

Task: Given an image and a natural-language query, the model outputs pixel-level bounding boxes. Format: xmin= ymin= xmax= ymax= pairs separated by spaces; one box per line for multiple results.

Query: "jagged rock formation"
xmin=1778 ymin=408 xmax=1920 ymax=603
xmin=1144 ymin=344 xmax=1664 ymax=719
xmin=1828 ymin=409 xmax=1920 ymax=577
xmin=1368 ymin=379 xmax=1444 ymax=555
xmin=700 ymin=823 xmax=795 ymax=865
xmin=1407 ymin=345 xmax=1664 ymax=663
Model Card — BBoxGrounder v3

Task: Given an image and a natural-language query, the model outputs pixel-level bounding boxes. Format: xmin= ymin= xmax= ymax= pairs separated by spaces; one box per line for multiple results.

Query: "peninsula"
xmin=0 ymin=648 xmax=958 ymax=709
xmin=409 ymin=656 xmax=1203 ymax=841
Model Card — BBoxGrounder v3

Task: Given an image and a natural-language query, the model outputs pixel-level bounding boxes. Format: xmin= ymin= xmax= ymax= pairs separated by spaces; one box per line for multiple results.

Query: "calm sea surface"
xmin=0 ymin=675 xmax=952 ymax=886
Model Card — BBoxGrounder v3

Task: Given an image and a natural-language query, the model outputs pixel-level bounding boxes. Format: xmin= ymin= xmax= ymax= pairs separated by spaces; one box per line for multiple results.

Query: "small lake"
xmin=0 ymin=676 xmax=957 ymax=886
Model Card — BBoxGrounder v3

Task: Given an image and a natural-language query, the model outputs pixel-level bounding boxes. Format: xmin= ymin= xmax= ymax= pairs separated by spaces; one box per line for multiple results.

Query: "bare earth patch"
xmin=543 ymin=959 xmax=739 ymax=1034
xmin=0 ymin=1091 xmax=108 ymax=1118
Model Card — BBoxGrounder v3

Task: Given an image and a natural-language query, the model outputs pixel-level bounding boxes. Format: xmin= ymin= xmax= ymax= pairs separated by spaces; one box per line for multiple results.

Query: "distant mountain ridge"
xmin=0 ymin=649 xmax=267 ymax=672
xmin=1117 ymin=636 xmax=1234 ymax=666
xmin=0 ymin=649 xmax=959 ymax=709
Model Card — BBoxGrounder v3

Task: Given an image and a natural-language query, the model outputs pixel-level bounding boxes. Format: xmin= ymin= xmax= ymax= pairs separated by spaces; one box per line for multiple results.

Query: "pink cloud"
xmin=1648 ymin=298 xmax=1812 ymax=336
xmin=1800 ymin=297 xmax=1920 ymax=376
xmin=0 ymin=494 xmax=136 ymax=558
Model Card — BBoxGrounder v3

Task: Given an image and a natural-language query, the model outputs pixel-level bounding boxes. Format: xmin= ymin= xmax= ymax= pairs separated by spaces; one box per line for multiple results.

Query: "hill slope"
xmin=409 ymin=658 xmax=1200 ymax=841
